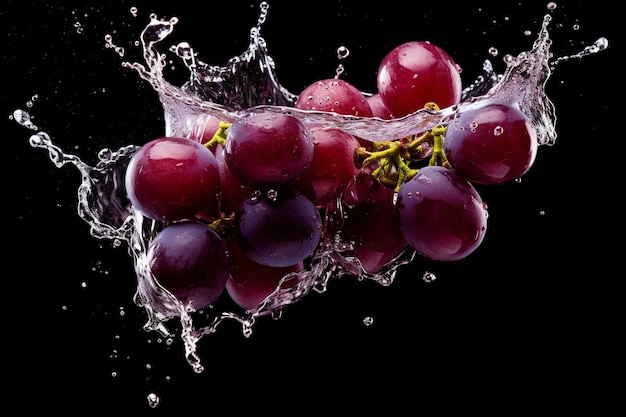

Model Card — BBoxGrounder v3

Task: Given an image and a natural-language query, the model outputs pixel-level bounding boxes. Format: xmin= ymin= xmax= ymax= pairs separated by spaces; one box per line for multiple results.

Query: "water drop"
xmin=266 ymin=189 xmax=278 ymax=201
xmin=363 ymin=316 xmax=374 ymax=326
xmin=12 ymin=109 xmax=32 ymax=127
xmin=334 ymin=64 xmax=345 ymax=79
xmin=337 ymin=45 xmax=350 ymax=60
xmin=147 ymin=392 xmax=160 ymax=408
xmin=422 ymin=271 xmax=437 ymax=283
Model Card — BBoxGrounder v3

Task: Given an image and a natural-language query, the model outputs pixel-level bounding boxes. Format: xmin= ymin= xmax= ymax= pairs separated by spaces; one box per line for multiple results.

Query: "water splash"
xmin=11 ymin=2 xmax=608 ymax=372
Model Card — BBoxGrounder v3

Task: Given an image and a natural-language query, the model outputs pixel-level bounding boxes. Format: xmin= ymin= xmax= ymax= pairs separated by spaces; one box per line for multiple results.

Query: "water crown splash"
xmin=11 ymin=3 xmax=608 ymax=373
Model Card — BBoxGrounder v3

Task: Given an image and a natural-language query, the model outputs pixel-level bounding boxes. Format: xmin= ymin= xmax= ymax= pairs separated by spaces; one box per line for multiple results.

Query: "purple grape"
xmin=443 ymin=103 xmax=538 ymax=185
xmin=148 ymin=221 xmax=229 ymax=311
xmin=341 ymin=182 xmax=408 ymax=274
xmin=124 ymin=136 xmax=220 ymax=221
xmin=235 ymin=188 xmax=322 ymax=267
xmin=396 ymin=165 xmax=488 ymax=261
xmin=224 ymin=112 xmax=314 ymax=188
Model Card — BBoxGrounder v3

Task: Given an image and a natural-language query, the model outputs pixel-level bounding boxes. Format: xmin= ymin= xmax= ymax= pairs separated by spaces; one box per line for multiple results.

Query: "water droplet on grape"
xmin=493 ymin=126 xmax=504 ymax=136
xmin=489 ymin=47 xmax=498 ymax=56
xmin=266 ymin=189 xmax=278 ymax=201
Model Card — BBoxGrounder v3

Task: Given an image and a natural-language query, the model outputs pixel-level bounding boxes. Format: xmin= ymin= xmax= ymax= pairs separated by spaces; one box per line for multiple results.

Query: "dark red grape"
xmin=443 ymin=103 xmax=538 ymax=185
xmin=366 ymin=93 xmax=394 ymax=120
xmin=342 ymin=164 xmax=380 ymax=208
xmin=295 ymin=78 xmax=373 ymax=117
xmin=190 ymin=113 xmax=222 ymax=152
xmin=396 ymin=165 xmax=488 ymax=261
xmin=147 ymin=221 xmax=229 ymax=311
xmin=341 ymin=182 xmax=408 ymax=274
xmin=215 ymin=144 xmax=256 ymax=216
xmin=293 ymin=127 xmax=361 ymax=207
xmin=235 ymin=188 xmax=322 ymax=267
xmin=225 ymin=113 xmax=314 ymax=188
xmin=125 ymin=136 xmax=220 ymax=221
xmin=377 ymin=41 xmax=462 ymax=117
xmin=225 ymin=237 xmax=303 ymax=311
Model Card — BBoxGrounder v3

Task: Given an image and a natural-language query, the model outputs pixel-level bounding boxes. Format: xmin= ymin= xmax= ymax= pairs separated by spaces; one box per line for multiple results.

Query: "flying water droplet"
xmin=147 ymin=392 xmax=160 ymax=408
xmin=422 ymin=271 xmax=437 ymax=283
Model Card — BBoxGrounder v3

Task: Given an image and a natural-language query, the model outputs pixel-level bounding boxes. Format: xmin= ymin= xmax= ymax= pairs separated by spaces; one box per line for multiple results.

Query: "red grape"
xmin=342 ymin=164 xmax=380 ymax=208
xmin=293 ymin=127 xmax=361 ymax=207
xmin=295 ymin=78 xmax=373 ymax=117
xmin=125 ymin=136 xmax=220 ymax=221
xmin=225 ymin=237 xmax=303 ymax=311
xmin=225 ymin=112 xmax=314 ymax=188
xmin=341 ymin=182 xmax=408 ymax=274
xmin=147 ymin=221 xmax=229 ymax=311
xmin=377 ymin=41 xmax=462 ymax=117
xmin=215 ymin=144 xmax=256 ymax=216
xmin=443 ymin=103 xmax=538 ymax=185
xmin=235 ymin=188 xmax=322 ymax=267
xmin=396 ymin=165 xmax=488 ymax=261
xmin=190 ymin=113 xmax=221 ymax=146
xmin=366 ymin=93 xmax=394 ymax=120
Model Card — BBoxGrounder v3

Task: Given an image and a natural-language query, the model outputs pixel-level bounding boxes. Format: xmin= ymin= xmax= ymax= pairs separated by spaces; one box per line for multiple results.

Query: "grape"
xmin=225 ymin=237 xmax=303 ymax=311
xmin=341 ymin=182 xmax=408 ymax=274
xmin=295 ymin=78 xmax=373 ymax=117
xmin=396 ymin=165 xmax=488 ymax=261
xmin=235 ymin=188 xmax=322 ymax=267
xmin=147 ymin=221 xmax=229 ymax=311
xmin=125 ymin=136 xmax=220 ymax=221
xmin=215 ymin=144 xmax=256 ymax=216
xmin=443 ymin=103 xmax=538 ymax=185
xmin=293 ymin=127 xmax=361 ymax=207
xmin=377 ymin=41 xmax=462 ymax=117
xmin=342 ymin=164 xmax=380 ymax=208
xmin=190 ymin=113 xmax=221 ymax=151
xmin=366 ymin=93 xmax=394 ymax=120
xmin=225 ymin=113 xmax=314 ymax=188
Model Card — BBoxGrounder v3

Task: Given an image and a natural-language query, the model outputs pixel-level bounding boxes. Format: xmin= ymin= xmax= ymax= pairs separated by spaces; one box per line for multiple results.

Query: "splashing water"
xmin=11 ymin=2 xmax=608 ymax=373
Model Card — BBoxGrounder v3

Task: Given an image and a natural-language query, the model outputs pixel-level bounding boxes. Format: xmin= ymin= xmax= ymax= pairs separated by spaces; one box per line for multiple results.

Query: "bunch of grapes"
xmin=124 ymin=40 xmax=539 ymax=313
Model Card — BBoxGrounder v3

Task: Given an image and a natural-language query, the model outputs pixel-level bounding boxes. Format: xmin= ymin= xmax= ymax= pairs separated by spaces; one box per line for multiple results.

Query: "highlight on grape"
xmin=11 ymin=1 xmax=608 ymax=372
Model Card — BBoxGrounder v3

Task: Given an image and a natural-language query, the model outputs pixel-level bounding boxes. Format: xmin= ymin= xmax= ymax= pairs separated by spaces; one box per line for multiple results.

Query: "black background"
xmin=2 ymin=0 xmax=618 ymax=413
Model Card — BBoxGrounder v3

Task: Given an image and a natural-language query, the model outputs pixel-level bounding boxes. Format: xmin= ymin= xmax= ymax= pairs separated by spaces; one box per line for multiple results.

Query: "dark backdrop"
xmin=2 ymin=0 xmax=618 ymax=413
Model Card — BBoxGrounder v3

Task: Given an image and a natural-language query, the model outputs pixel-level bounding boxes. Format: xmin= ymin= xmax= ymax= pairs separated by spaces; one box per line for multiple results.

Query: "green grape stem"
xmin=205 ymin=121 xmax=231 ymax=149
xmin=357 ymin=125 xmax=449 ymax=192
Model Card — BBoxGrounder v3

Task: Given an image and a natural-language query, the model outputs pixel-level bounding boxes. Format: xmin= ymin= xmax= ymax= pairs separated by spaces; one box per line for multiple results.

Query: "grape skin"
xmin=225 ymin=113 xmax=314 ymax=189
xmin=377 ymin=41 xmax=462 ymax=117
xmin=124 ymin=136 xmax=220 ymax=221
xmin=148 ymin=221 xmax=229 ymax=311
xmin=396 ymin=166 xmax=488 ymax=262
xmin=235 ymin=188 xmax=322 ymax=268
xmin=293 ymin=127 xmax=361 ymax=207
xmin=341 ymin=182 xmax=408 ymax=274
xmin=225 ymin=237 xmax=303 ymax=311
xmin=295 ymin=78 xmax=373 ymax=117
xmin=215 ymin=144 xmax=256 ymax=216
xmin=366 ymin=93 xmax=395 ymax=120
xmin=443 ymin=103 xmax=538 ymax=185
